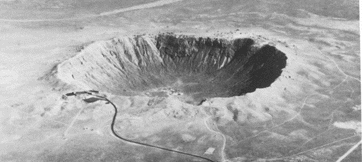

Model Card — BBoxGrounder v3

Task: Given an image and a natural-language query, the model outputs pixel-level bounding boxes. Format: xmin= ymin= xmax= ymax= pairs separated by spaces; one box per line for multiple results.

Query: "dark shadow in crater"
xmin=153 ymin=35 xmax=287 ymax=103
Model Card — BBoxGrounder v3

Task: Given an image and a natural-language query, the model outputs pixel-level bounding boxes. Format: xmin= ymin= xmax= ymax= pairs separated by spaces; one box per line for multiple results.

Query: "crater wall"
xmin=57 ymin=34 xmax=287 ymax=103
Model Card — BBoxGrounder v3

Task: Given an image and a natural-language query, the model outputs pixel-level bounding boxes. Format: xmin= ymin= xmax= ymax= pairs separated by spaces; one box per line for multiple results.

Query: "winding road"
xmin=68 ymin=92 xmax=216 ymax=162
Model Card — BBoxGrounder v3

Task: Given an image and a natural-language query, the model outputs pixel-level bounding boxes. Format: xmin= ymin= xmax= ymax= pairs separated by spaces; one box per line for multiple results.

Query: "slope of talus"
xmin=57 ymin=34 xmax=287 ymax=103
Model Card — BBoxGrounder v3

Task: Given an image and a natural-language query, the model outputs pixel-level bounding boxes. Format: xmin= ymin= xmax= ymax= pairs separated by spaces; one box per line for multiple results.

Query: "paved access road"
xmin=67 ymin=91 xmax=216 ymax=162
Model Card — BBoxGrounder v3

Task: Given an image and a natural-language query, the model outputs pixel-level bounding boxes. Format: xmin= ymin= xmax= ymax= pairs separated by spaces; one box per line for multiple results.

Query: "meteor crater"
xmin=57 ymin=34 xmax=287 ymax=104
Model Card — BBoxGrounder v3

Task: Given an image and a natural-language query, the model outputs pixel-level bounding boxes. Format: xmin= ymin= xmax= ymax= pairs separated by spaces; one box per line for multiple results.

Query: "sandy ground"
xmin=0 ymin=0 xmax=360 ymax=161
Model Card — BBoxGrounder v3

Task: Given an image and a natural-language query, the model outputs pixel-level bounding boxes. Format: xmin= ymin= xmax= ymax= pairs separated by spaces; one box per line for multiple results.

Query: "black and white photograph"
xmin=0 ymin=0 xmax=360 ymax=161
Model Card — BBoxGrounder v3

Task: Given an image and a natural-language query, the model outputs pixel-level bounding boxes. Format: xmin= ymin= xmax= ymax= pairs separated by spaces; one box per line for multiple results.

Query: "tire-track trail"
xmin=0 ymin=0 xmax=182 ymax=22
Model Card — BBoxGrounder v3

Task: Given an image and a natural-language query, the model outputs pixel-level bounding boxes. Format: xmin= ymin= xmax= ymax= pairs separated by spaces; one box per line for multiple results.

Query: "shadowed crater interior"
xmin=57 ymin=34 xmax=287 ymax=104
